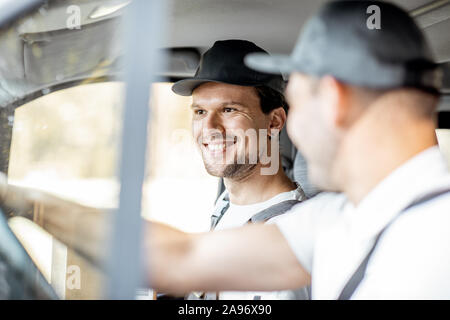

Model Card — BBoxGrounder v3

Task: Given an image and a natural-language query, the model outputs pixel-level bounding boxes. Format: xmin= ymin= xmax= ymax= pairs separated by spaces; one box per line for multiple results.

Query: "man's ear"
xmin=268 ymin=107 xmax=287 ymax=135
xmin=319 ymin=76 xmax=351 ymax=128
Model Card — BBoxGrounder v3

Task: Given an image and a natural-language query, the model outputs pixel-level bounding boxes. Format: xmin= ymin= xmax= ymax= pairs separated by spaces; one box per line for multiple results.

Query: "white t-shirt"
xmin=214 ymin=186 xmax=305 ymax=231
xmin=273 ymin=146 xmax=450 ymax=299
xmin=214 ymin=186 xmax=308 ymax=300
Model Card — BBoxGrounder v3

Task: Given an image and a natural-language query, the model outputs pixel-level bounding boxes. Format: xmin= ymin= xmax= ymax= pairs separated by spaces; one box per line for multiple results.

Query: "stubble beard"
xmin=203 ymin=156 xmax=257 ymax=180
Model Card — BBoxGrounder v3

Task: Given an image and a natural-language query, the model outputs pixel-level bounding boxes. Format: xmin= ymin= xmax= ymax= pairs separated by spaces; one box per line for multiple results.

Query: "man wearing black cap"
xmin=170 ymin=39 xmax=308 ymax=300
xmin=145 ymin=1 xmax=450 ymax=299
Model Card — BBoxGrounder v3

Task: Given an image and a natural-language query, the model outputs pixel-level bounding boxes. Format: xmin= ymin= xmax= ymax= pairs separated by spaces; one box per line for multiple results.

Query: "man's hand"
xmin=0 ymin=174 xmax=109 ymax=266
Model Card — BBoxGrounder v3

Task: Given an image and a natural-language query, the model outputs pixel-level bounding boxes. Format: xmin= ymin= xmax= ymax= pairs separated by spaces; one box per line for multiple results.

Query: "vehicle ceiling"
xmin=167 ymin=0 xmax=450 ymax=60
xmin=0 ymin=0 xmax=450 ymax=109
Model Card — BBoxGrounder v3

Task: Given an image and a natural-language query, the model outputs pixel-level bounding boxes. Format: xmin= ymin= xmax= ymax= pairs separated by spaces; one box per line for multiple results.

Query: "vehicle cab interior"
xmin=0 ymin=0 xmax=449 ymax=299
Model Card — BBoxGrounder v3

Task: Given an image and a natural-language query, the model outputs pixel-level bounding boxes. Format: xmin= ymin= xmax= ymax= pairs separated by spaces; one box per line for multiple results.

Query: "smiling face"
xmin=191 ymin=82 xmax=272 ymax=179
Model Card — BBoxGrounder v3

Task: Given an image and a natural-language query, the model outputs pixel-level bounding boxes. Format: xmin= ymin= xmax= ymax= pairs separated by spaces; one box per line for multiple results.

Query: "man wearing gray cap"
xmin=144 ymin=0 xmax=450 ymax=299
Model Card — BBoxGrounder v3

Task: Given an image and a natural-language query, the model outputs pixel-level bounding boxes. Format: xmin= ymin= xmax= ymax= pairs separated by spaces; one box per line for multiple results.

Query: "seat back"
xmin=280 ymin=125 xmax=321 ymax=199
xmin=293 ymin=151 xmax=321 ymax=199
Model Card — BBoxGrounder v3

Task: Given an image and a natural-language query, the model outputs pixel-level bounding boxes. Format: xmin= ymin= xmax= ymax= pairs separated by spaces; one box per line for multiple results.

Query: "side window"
xmin=7 ymin=81 xmax=218 ymax=299
xmin=437 ymin=128 xmax=450 ymax=167
xmin=437 ymin=99 xmax=450 ymax=167
xmin=9 ymin=82 xmax=123 ymax=207
xmin=437 ymin=110 xmax=450 ymax=168
xmin=8 ymin=82 xmax=123 ymax=299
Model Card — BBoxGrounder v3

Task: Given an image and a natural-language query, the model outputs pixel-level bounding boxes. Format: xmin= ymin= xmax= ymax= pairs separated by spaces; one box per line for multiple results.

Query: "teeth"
xmin=207 ymin=144 xmax=226 ymax=151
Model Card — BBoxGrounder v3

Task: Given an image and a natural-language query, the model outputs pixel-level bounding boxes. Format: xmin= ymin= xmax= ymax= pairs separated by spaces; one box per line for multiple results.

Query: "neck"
xmin=334 ymin=96 xmax=438 ymax=206
xmin=224 ymin=163 xmax=296 ymax=205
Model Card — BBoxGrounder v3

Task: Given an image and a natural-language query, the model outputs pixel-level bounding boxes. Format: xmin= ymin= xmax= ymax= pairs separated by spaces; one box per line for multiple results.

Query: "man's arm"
xmin=0 ymin=178 xmax=310 ymax=295
xmin=146 ymin=222 xmax=310 ymax=295
xmin=0 ymin=179 xmax=109 ymax=265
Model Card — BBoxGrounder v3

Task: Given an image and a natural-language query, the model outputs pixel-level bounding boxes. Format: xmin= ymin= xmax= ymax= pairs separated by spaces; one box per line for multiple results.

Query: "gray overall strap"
xmin=186 ymin=195 xmax=231 ymax=300
xmin=202 ymin=198 xmax=301 ymax=300
xmin=210 ymin=194 xmax=230 ymax=230
xmin=248 ymin=200 xmax=300 ymax=223
xmin=338 ymin=186 xmax=450 ymax=300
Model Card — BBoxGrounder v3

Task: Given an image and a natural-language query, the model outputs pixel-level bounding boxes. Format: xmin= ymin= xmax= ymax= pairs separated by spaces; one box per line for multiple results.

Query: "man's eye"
xmin=223 ymin=107 xmax=236 ymax=113
xmin=194 ymin=109 xmax=206 ymax=115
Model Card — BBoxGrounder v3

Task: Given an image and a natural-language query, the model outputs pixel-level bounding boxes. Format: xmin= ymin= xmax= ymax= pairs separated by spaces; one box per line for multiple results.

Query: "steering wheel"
xmin=0 ymin=208 xmax=58 ymax=299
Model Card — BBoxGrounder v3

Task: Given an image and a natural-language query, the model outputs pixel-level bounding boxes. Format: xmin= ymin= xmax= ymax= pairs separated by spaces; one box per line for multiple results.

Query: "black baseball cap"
xmin=171 ymin=39 xmax=285 ymax=96
xmin=245 ymin=1 xmax=443 ymax=93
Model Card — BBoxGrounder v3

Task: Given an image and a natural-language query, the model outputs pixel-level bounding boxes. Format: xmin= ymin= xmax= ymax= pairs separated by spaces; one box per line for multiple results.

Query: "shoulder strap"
xmin=205 ymin=196 xmax=301 ymax=300
xmin=248 ymin=199 xmax=300 ymax=224
xmin=338 ymin=186 xmax=450 ymax=300
xmin=211 ymin=196 xmax=301 ymax=229
xmin=210 ymin=193 xmax=230 ymax=230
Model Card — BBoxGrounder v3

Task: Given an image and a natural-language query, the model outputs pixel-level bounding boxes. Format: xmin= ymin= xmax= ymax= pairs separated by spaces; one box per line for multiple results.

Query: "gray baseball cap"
xmin=245 ymin=0 xmax=443 ymax=93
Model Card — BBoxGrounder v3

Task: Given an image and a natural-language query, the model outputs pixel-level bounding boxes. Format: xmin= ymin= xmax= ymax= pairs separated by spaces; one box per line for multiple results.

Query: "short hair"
xmin=254 ymin=86 xmax=289 ymax=114
xmin=306 ymin=75 xmax=440 ymax=118
xmin=351 ymin=86 xmax=439 ymax=118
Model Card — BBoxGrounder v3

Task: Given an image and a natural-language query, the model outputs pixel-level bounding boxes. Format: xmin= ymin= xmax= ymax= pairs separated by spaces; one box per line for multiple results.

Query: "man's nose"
xmin=202 ymin=112 xmax=224 ymax=132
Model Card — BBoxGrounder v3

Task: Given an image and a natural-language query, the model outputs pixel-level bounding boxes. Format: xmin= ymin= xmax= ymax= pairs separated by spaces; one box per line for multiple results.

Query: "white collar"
xmin=227 ymin=185 xmax=305 ymax=208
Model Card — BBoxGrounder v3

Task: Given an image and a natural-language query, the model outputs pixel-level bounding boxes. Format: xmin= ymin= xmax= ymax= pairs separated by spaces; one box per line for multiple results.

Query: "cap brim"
xmin=171 ymin=79 xmax=216 ymax=96
xmin=171 ymin=78 xmax=282 ymax=96
xmin=244 ymin=53 xmax=298 ymax=75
